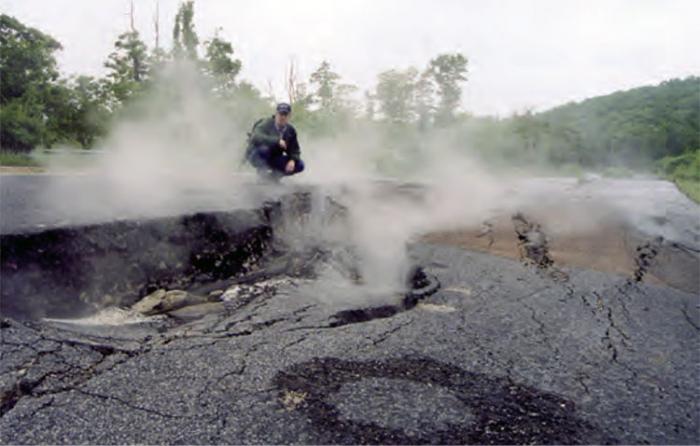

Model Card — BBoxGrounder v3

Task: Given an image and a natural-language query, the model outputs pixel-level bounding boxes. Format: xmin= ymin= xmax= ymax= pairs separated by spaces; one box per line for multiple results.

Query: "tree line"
xmin=0 ymin=3 xmax=468 ymax=151
xmin=1 ymin=2 xmax=698 ymax=173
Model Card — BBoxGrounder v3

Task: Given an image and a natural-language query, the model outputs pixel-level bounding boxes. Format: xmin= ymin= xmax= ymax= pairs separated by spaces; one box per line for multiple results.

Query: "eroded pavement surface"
xmin=1 ymin=178 xmax=699 ymax=444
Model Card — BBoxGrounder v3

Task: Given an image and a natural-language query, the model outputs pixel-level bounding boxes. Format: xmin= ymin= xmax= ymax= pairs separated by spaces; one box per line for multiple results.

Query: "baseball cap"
xmin=276 ymin=103 xmax=292 ymax=114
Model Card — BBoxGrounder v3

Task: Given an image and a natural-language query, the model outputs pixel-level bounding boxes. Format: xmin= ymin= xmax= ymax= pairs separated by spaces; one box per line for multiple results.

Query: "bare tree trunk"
xmin=129 ymin=0 xmax=140 ymax=82
xmin=265 ymin=79 xmax=276 ymax=102
xmin=129 ymin=0 xmax=135 ymax=32
xmin=285 ymin=58 xmax=304 ymax=105
xmin=153 ymin=0 xmax=160 ymax=49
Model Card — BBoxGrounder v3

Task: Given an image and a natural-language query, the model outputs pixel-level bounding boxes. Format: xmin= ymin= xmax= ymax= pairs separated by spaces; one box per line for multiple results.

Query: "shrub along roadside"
xmin=657 ymin=151 xmax=700 ymax=203
xmin=0 ymin=151 xmax=43 ymax=167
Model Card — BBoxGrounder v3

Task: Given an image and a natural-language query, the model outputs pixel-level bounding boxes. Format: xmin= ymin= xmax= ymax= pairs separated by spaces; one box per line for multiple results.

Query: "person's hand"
xmin=279 ymin=139 xmax=287 ymax=149
xmin=285 ymin=159 xmax=295 ymax=174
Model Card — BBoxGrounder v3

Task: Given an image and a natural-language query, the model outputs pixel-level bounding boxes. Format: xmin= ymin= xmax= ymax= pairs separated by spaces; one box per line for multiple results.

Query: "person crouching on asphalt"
xmin=246 ymin=102 xmax=305 ymax=181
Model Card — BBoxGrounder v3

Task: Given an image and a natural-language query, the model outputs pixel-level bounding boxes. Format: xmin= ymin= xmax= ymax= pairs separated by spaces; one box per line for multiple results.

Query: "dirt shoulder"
xmin=421 ymin=200 xmax=698 ymax=294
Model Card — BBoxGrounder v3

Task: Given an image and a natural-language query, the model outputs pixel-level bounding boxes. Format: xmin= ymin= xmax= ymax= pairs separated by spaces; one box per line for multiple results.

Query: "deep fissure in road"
xmin=0 ymin=189 xmax=436 ymax=323
xmin=328 ymin=267 xmax=440 ymax=327
xmin=511 ymin=213 xmax=554 ymax=269
xmin=0 ymin=208 xmax=275 ymax=319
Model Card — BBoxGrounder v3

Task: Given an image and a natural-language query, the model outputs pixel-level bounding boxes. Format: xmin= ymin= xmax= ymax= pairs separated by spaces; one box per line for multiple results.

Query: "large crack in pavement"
xmin=511 ymin=212 xmax=570 ymax=283
xmin=512 ymin=212 xmax=554 ymax=270
xmin=630 ymin=237 xmax=662 ymax=283
xmin=1 ymin=180 xmax=699 ymax=444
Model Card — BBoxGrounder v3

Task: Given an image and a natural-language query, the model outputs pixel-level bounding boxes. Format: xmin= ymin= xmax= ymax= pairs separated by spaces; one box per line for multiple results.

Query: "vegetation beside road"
xmin=0 ymin=151 xmax=42 ymax=167
xmin=657 ymin=151 xmax=700 ymax=202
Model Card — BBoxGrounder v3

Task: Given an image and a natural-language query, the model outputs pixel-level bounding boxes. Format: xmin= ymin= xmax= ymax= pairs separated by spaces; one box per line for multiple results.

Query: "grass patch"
xmin=0 ymin=151 xmax=42 ymax=167
xmin=657 ymin=151 xmax=700 ymax=203
xmin=673 ymin=178 xmax=700 ymax=203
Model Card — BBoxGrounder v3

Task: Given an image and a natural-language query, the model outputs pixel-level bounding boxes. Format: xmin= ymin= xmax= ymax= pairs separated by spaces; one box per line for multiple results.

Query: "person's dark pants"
xmin=248 ymin=145 xmax=305 ymax=177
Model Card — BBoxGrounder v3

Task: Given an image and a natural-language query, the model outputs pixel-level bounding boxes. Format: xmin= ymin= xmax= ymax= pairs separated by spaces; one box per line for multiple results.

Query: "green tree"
xmin=308 ymin=61 xmax=358 ymax=120
xmin=334 ymin=83 xmax=359 ymax=114
xmin=173 ymin=1 xmax=199 ymax=60
xmin=512 ymin=110 xmax=547 ymax=160
xmin=60 ymin=76 xmax=110 ymax=148
xmin=309 ymin=61 xmax=341 ymax=111
xmin=375 ymin=67 xmax=418 ymax=124
xmin=427 ymin=53 xmax=468 ymax=126
xmin=148 ymin=47 xmax=169 ymax=75
xmin=0 ymin=14 xmax=61 ymax=102
xmin=0 ymin=14 xmax=62 ymax=151
xmin=538 ymin=76 xmax=700 ymax=167
xmin=204 ymin=32 xmax=242 ymax=92
xmin=0 ymin=101 xmax=44 ymax=151
xmin=104 ymin=30 xmax=149 ymax=103
xmin=414 ymin=71 xmax=435 ymax=131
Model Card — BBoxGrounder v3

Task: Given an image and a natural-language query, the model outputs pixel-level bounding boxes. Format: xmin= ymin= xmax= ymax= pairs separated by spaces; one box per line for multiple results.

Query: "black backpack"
xmin=243 ymin=118 xmax=265 ymax=161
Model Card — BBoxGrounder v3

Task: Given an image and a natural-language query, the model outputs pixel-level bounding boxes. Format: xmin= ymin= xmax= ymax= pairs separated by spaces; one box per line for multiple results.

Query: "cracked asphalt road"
xmin=1 ymin=176 xmax=699 ymax=444
xmin=2 ymin=243 xmax=698 ymax=444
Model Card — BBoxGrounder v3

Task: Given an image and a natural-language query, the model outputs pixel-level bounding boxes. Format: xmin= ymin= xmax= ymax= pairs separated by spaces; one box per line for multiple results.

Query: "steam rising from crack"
xmin=35 ymin=62 xmax=698 ymax=310
xmin=42 ymin=62 xmax=511 ymax=306
xmin=42 ymin=62 xmax=253 ymax=221
xmin=32 ymin=63 xmax=555 ymax=305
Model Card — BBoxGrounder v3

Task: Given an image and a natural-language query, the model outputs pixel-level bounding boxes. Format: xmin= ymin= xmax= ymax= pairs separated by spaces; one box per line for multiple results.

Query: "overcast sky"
xmin=2 ymin=0 xmax=698 ymax=115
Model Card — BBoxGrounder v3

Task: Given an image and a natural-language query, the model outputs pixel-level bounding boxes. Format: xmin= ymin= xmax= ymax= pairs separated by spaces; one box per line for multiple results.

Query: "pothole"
xmin=329 ymin=377 xmax=473 ymax=434
xmin=328 ymin=267 xmax=440 ymax=327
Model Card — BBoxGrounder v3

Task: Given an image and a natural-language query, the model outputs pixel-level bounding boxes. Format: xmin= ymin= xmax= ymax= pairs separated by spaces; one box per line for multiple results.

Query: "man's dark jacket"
xmin=247 ymin=116 xmax=301 ymax=161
